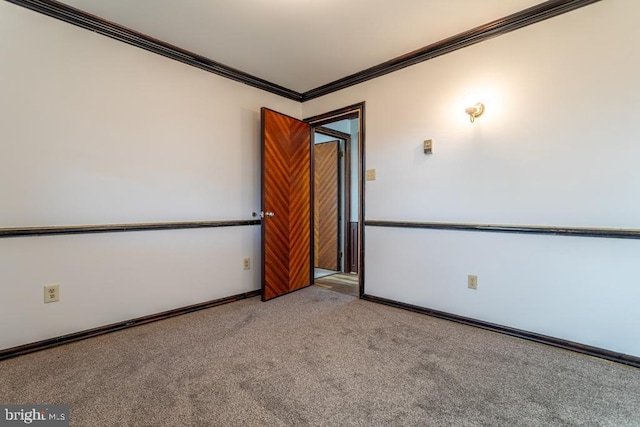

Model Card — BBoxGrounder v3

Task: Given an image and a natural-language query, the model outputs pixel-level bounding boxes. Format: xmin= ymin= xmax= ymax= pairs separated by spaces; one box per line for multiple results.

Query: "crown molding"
xmin=6 ymin=0 xmax=600 ymax=103
xmin=300 ymin=0 xmax=601 ymax=101
xmin=5 ymin=0 xmax=303 ymax=101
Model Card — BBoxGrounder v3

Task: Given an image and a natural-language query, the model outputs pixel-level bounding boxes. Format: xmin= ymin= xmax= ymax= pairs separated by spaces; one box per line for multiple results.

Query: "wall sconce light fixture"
xmin=465 ymin=102 xmax=485 ymax=123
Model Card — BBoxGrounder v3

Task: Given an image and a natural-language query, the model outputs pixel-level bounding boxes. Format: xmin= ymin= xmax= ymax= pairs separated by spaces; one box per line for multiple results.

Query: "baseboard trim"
xmin=361 ymin=294 xmax=640 ymax=369
xmin=0 ymin=290 xmax=261 ymax=361
xmin=0 ymin=219 xmax=261 ymax=239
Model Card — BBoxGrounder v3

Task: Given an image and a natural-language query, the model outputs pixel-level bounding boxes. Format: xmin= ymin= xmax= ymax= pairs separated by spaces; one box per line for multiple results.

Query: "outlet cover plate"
xmin=44 ymin=284 xmax=60 ymax=303
xmin=468 ymin=275 xmax=478 ymax=290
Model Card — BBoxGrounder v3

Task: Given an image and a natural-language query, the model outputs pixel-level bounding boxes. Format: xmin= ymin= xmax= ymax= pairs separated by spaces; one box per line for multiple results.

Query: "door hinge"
xmin=339 ymin=151 xmax=344 ymax=158
xmin=340 ymin=251 xmax=343 ymax=258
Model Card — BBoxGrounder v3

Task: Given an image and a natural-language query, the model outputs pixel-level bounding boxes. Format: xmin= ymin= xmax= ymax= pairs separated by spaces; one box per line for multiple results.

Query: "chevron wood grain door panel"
xmin=261 ymin=108 xmax=312 ymax=301
xmin=314 ymin=141 xmax=340 ymax=271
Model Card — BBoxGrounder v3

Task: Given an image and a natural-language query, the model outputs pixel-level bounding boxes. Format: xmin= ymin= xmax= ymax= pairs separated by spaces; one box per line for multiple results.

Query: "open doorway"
xmin=313 ymin=135 xmax=343 ymax=277
xmin=305 ymin=103 xmax=365 ymax=298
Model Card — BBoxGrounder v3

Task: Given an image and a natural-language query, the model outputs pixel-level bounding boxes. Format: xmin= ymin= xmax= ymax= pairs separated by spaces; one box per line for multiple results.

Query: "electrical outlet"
xmin=44 ymin=284 xmax=59 ymax=303
xmin=243 ymin=258 xmax=251 ymax=270
xmin=468 ymin=275 xmax=478 ymax=290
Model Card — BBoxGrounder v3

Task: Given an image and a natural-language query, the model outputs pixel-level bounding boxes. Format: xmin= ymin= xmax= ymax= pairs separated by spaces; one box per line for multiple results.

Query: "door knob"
xmin=264 ymin=211 xmax=275 ymax=218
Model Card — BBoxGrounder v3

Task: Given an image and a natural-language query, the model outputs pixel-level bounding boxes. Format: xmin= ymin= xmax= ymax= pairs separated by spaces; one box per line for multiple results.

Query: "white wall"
xmin=314 ymin=133 xmax=336 ymax=144
xmin=323 ymin=120 xmax=351 ymax=135
xmin=0 ymin=3 xmax=300 ymax=350
xmin=302 ymin=0 xmax=640 ymax=357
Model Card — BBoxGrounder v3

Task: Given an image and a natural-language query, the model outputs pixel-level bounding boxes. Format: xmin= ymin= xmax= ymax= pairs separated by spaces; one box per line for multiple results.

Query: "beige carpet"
xmin=1 ymin=286 xmax=639 ymax=426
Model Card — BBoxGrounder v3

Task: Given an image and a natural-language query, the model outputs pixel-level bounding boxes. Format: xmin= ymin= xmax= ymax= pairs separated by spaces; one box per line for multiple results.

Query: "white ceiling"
xmin=59 ymin=0 xmax=542 ymax=93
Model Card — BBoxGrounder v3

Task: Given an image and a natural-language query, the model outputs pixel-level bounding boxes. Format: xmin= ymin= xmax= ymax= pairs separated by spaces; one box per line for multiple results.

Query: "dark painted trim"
xmin=304 ymin=103 xmax=364 ymax=126
xmin=0 ymin=220 xmax=261 ymax=238
xmin=361 ymin=294 xmax=640 ymax=369
xmin=0 ymin=290 xmax=261 ymax=361
xmin=358 ymin=105 xmax=366 ymax=298
xmin=5 ymin=0 xmax=302 ymax=101
xmin=315 ymin=127 xmax=352 ymax=273
xmin=366 ymin=220 xmax=640 ymax=240
xmin=6 ymin=0 xmax=599 ymax=103
xmin=305 ymin=102 xmax=366 ymax=297
xmin=335 ymin=140 xmax=342 ymax=270
xmin=308 ymin=121 xmax=316 ymax=292
xmin=349 ymin=222 xmax=359 ymax=274
xmin=315 ymin=127 xmax=351 ymax=141
xmin=301 ymin=0 xmax=601 ymax=101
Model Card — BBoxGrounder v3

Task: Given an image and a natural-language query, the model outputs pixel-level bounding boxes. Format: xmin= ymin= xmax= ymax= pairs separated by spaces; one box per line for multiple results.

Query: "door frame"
xmin=314 ymin=128 xmax=351 ymax=273
xmin=313 ymin=139 xmax=342 ymax=271
xmin=304 ymin=102 xmax=366 ymax=297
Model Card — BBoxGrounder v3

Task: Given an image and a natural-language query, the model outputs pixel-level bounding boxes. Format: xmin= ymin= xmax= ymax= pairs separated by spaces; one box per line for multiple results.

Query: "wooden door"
xmin=314 ymin=141 xmax=340 ymax=271
xmin=261 ymin=108 xmax=313 ymax=301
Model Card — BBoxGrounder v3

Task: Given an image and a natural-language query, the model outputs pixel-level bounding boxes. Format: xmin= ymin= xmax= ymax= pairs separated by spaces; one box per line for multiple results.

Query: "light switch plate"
xmin=366 ymin=169 xmax=376 ymax=181
xmin=424 ymin=139 xmax=433 ymax=154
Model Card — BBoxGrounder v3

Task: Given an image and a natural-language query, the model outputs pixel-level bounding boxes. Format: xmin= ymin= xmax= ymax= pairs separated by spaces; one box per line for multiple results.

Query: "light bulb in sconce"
xmin=462 ymin=92 xmax=485 ymax=123
xmin=465 ymin=102 xmax=485 ymax=123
